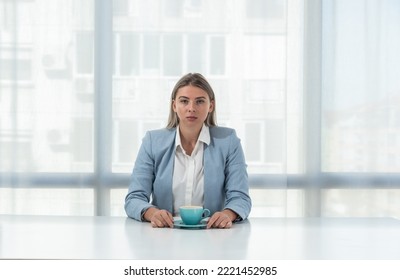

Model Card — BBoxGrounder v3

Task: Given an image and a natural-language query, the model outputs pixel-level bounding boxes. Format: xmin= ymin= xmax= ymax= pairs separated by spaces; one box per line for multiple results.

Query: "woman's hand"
xmin=207 ymin=209 xmax=238 ymax=229
xmin=144 ymin=208 xmax=174 ymax=228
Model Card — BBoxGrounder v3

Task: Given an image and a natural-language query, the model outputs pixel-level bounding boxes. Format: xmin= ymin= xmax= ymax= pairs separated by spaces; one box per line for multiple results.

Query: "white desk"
xmin=1 ymin=215 xmax=400 ymax=260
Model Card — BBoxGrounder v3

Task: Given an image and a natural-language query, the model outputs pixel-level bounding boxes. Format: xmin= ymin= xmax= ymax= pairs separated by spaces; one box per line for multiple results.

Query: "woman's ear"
xmin=172 ymin=99 xmax=177 ymax=112
xmin=209 ymin=100 xmax=215 ymax=113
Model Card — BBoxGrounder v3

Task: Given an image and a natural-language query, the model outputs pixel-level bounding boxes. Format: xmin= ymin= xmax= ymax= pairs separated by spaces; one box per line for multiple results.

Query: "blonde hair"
xmin=167 ymin=73 xmax=217 ymax=128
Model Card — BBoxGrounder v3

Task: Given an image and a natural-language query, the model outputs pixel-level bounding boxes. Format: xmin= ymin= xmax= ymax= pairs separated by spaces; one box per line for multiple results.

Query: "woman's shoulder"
xmin=209 ymin=126 xmax=239 ymax=141
xmin=209 ymin=126 xmax=236 ymax=136
xmin=142 ymin=128 xmax=176 ymax=145
xmin=146 ymin=127 xmax=176 ymax=137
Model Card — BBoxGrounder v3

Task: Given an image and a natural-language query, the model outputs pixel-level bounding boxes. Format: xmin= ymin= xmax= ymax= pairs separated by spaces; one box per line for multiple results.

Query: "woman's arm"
xmin=222 ymin=130 xmax=252 ymax=221
xmin=124 ymin=132 xmax=156 ymax=221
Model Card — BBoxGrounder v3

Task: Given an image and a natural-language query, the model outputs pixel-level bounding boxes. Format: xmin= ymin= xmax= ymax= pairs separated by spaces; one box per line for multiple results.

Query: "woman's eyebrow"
xmin=177 ymin=96 xmax=206 ymax=100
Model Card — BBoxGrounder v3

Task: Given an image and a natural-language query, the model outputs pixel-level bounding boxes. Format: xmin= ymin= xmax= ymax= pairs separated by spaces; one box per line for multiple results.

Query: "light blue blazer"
xmin=124 ymin=126 xmax=252 ymax=222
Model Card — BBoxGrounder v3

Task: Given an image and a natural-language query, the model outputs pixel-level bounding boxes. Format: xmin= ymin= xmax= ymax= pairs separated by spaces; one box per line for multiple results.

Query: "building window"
xmin=75 ymin=32 xmax=94 ymax=75
xmin=118 ymin=33 xmax=140 ymax=76
xmin=0 ymin=48 xmax=32 ymax=82
xmin=113 ymin=33 xmax=224 ymax=77
xmin=164 ymin=0 xmax=202 ymax=18
xmin=209 ymin=36 xmax=225 ymax=76
xmin=246 ymin=0 xmax=285 ymax=19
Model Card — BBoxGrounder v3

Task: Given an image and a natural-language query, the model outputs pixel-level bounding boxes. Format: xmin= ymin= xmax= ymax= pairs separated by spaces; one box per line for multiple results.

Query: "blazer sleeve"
xmin=124 ymin=131 xmax=155 ymax=221
xmin=223 ymin=130 xmax=252 ymax=220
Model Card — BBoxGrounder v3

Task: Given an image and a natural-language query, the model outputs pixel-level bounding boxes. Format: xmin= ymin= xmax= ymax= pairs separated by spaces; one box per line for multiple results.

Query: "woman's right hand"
xmin=144 ymin=208 xmax=174 ymax=228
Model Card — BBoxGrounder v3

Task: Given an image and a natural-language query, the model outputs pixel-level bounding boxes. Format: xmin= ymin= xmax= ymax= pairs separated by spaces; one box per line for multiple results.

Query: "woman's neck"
xmin=179 ymin=125 xmax=202 ymax=155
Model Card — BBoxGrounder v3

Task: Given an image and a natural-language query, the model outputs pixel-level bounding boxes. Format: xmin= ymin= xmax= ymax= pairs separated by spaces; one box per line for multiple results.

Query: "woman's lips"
xmin=186 ymin=116 xmax=197 ymax=121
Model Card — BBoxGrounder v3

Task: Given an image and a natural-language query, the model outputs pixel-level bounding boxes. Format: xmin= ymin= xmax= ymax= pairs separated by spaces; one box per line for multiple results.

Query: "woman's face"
xmin=173 ymin=85 xmax=214 ymax=130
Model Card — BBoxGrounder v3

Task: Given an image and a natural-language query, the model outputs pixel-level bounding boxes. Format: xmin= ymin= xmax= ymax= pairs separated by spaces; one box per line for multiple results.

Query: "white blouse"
xmin=172 ymin=124 xmax=210 ymax=216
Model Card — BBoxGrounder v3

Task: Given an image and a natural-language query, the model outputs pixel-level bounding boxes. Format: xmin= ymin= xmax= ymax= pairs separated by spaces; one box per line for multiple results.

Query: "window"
xmin=209 ymin=36 xmax=225 ymax=76
xmin=164 ymin=0 xmax=202 ymax=18
xmin=2 ymin=0 xmax=400 ymax=219
xmin=118 ymin=33 xmax=140 ymax=76
xmin=76 ymin=32 xmax=94 ymax=75
xmin=246 ymin=0 xmax=285 ymax=19
xmin=0 ymin=48 xmax=32 ymax=82
xmin=113 ymin=33 xmax=225 ymax=77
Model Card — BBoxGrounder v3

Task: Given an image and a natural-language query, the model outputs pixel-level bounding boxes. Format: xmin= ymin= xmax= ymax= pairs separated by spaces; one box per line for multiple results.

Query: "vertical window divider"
xmin=94 ymin=0 xmax=113 ymax=216
xmin=303 ymin=0 xmax=323 ymax=217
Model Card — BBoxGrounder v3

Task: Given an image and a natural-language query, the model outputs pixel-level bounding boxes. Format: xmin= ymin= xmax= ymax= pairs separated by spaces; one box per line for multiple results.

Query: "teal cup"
xmin=179 ymin=206 xmax=211 ymax=225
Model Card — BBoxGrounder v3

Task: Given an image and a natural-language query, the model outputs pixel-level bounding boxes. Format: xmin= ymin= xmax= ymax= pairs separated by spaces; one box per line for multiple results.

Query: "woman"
xmin=125 ymin=73 xmax=251 ymax=229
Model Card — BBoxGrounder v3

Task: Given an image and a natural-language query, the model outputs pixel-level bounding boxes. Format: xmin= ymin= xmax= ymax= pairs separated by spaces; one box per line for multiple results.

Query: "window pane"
xmin=112 ymin=1 xmax=303 ymax=175
xmin=72 ymin=119 xmax=93 ymax=163
xmin=165 ymin=0 xmax=183 ymax=18
xmin=143 ymin=34 xmax=160 ymax=70
xmin=0 ymin=59 xmax=32 ymax=81
xmin=264 ymin=120 xmax=284 ymax=163
xmin=76 ymin=33 xmax=94 ymax=74
xmin=0 ymin=0 xmax=95 ymax=173
xmin=111 ymin=188 xmax=128 ymax=216
xmin=244 ymin=35 xmax=285 ymax=79
xmin=0 ymin=141 xmax=32 ymax=172
xmin=245 ymin=123 xmax=262 ymax=162
xmin=322 ymin=188 xmax=400 ymax=217
xmin=209 ymin=36 xmax=225 ymax=75
xmin=250 ymin=189 xmax=304 ymax=217
xmin=113 ymin=0 xmax=129 ymax=16
xmin=246 ymin=0 xmax=285 ymax=19
xmin=0 ymin=188 xmax=94 ymax=216
xmin=321 ymin=0 xmax=400 ymax=172
xmin=119 ymin=33 xmax=139 ymax=76
xmin=187 ymin=34 xmax=205 ymax=73
xmin=163 ymin=34 xmax=182 ymax=76
xmin=116 ymin=120 xmax=138 ymax=164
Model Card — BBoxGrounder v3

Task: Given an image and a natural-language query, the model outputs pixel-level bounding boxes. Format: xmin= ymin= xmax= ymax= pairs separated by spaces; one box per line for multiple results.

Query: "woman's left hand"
xmin=207 ymin=209 xmax=237 ymax=229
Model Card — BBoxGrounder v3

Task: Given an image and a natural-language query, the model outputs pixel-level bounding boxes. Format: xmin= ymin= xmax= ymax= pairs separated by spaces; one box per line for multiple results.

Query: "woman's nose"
xmin=188 ymin=101 xmax=196 ymax=112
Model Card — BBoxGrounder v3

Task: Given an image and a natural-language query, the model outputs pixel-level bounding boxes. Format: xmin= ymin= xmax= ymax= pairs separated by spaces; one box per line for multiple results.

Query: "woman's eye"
xmin=180 ymin=99 xmax=189 ymax=104
xmin=196 ymin=100 xmax=205 ymax=105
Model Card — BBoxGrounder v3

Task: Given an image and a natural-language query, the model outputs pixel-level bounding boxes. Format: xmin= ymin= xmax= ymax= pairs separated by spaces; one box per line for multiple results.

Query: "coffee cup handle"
xmin=202 ymin=208 xmax=211 ymax=218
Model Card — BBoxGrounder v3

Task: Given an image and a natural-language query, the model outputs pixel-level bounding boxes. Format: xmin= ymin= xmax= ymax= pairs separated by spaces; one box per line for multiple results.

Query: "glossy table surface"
xmin=1 ymin=215 xmax=400 ymax=260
